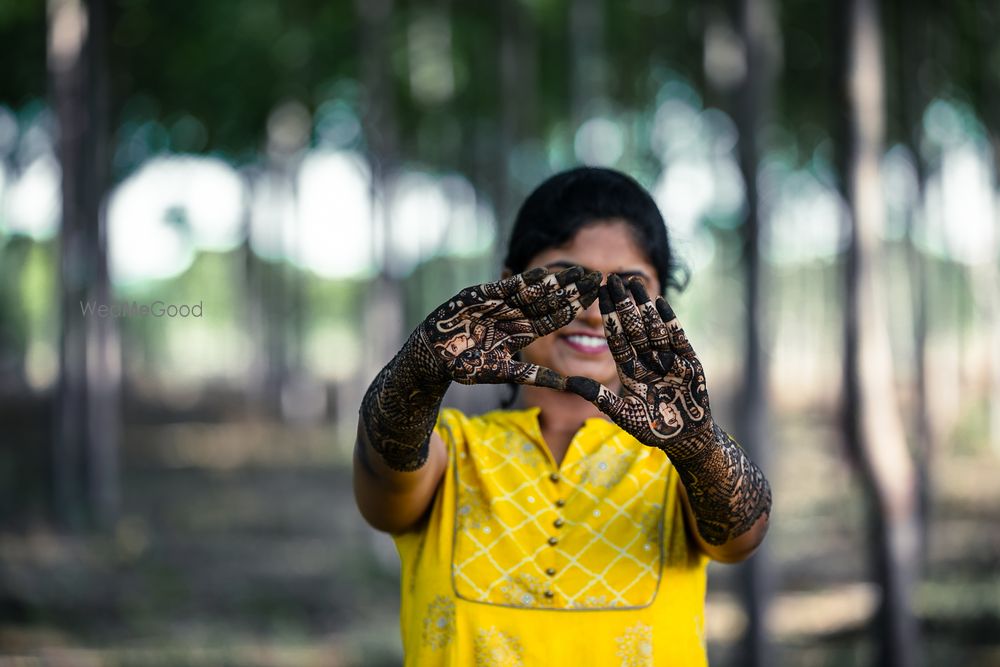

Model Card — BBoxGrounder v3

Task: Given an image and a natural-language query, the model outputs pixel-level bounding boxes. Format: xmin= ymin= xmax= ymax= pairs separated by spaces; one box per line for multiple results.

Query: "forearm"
xmin=668 ymin=423 xmax=771 ymax=557
xmin=358 ymin=329 xmax=451 ymax=473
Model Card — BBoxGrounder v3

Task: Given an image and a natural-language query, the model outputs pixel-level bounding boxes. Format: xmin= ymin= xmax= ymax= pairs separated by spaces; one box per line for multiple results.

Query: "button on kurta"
xmin=547 ymin=536 xmax=559 ymax=546
xmin=555 ymin=498 xmax=565 ymax=507
xmin=553 ymin=518 xmax=564 ymax=528
xmin=543 ymin=590 xmax=555 ymax=599
xmin=549 ymin=472 xmax=560 ymax=483
xmin=545 ymin=567 xmax=556 ymax=576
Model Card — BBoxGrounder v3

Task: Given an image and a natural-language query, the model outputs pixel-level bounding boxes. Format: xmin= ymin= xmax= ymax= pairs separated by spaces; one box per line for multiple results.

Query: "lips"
xmin=560 ymin=333 xmax=609 ymax=355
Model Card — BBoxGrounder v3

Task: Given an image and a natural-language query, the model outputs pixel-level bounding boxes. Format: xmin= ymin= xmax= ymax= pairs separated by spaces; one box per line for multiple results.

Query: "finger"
xmin=516 ymin=272 xmax=601 ymax=320
xmin=528 ymin=293 xmax=597 ymax=337
xmin=655 ymin=297 xmax=697 ymax=359
xmin=619 ymin=282 xmax=678 ymax=377
xmin=527 ymin=308 xmax=574 ymax=339
xmin=512 ymin=268 xmax=600 ymax=313
xmin=599 ymin=285 xmax=634 ymax=365
xmin=608 ymin=275 xmax=650 ymax=354
xmin=482 ymin=266 xmax=550 ymax=299
xmin=565 ymin=376 xmax=627 ymax=416
xmin=628 ymin=279 xmax=669 ymax=354
xmin=553 ymin=265 xmax=586 ymax=288
xmin=507 ymin=360 xmax=567 ymax=391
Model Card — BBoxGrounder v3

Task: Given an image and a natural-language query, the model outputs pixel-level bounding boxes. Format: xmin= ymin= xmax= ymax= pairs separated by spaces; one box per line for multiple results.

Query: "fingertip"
xmin=575 ymin=274 xmax=600 ymax=295
xmin=523 ymin=267 xmax=548 ymax=284
xmin=598 ymin=286 xmax=614 ymax=315
xmin=555 ymin=265 xmax=584 ymax=287
xmin=627 ymin=278 xmax=651 ymax=303
xmin=565 ymin=376 xmax=600 ymax=402
xmin=607 ymin=274 xmax=628 ymax=302
xmin=655 ymin=296 xmax=676 ymax=322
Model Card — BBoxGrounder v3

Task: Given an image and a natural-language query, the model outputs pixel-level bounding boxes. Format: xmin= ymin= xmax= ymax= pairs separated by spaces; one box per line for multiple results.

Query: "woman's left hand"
xmin=566 ymin=274 xmax=715 ymax=459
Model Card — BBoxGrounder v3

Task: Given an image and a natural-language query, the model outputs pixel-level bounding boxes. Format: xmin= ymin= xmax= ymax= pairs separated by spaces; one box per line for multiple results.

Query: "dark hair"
xmin=503 ymin=166 xmax=687 ymax=294
xmin=500 ymin=167 xmax=687 ymax=408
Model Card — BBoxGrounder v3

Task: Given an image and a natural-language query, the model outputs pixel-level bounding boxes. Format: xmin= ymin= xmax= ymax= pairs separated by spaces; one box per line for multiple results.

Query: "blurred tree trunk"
xmin=356 ymin=0 xmax=403 ymax=432
xmin=731 ymin=0 xmax=779 ymax=665
xmin=894 ymin=0 xmax=933 ymax=554
xmin=239 ymin=168 xmax=266 ymax=417
xmin=972 ymin=5 xmax=1000 ymax=455
xmin=836 ymin=0 xmax=920 ymax=665
xmin=48 ymin=0 xmax=120 ymax=530
xmin=265 ymin=102 xmax=312 ymax=422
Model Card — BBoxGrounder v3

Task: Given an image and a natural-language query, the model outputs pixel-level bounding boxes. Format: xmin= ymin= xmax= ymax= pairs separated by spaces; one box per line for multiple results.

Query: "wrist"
xmin=407 ymin=325 xmax=452 ymax=388
xmin=654 ymin=419 xmax=720 ymax=462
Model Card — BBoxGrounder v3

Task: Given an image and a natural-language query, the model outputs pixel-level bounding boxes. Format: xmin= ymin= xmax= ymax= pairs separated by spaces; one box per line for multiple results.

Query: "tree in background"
xmin=731 ymin=0 xmax=780 ymax=664
xmin=48 ymin=0 xmax=119 ymax=530
xmin=837 ymin=0 xmax=920 ymax=664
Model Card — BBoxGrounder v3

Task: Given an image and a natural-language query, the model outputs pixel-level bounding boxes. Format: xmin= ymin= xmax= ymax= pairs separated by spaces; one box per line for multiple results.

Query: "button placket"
xmin=541 ymin=468 xmax=566 ymax=601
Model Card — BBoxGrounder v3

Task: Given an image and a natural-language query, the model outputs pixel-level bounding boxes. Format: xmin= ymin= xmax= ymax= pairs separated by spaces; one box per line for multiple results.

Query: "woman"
xmin=354 ymin=167 xmax=771 ymax=666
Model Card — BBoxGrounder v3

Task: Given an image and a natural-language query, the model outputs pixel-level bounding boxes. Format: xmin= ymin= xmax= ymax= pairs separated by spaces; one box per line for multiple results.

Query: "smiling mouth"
xmin=560 ymin=334 xmax=609 ymax=355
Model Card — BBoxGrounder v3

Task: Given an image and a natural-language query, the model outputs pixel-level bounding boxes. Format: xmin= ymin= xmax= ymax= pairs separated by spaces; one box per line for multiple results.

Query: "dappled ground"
xmin=2 ymin=416 xmax=999 ymax=666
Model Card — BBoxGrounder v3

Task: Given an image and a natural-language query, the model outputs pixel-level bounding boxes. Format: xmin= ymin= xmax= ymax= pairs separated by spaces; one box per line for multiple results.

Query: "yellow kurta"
xmin=392 ymin=407 xmax=710 ymax=667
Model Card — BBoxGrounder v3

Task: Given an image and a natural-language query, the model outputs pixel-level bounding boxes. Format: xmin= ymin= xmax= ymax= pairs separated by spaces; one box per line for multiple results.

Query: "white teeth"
xmin=565 ymin=335 xmax=607 ymax=351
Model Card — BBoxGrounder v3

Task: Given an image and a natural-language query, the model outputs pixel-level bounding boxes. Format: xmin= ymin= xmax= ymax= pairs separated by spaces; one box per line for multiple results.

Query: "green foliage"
xmin=0 ymin=0 xmax=44 ymax=107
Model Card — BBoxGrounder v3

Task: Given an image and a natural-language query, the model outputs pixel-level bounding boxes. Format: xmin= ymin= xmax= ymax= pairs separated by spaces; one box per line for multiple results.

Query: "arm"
xmin=566 ymin=275 xmax=771 ymax=562
xmin=354 ymin=265 xmax=601 ymax=534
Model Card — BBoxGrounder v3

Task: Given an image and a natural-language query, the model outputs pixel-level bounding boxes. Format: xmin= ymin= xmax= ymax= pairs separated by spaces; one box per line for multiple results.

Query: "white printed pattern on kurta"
xmin=421 ymin=595 xmax=455 ymax=650
xmin=451 ymin=425 xmax=668 ymax=609
xmin=616 ymin=623 xmax=654 ymax=667
xmin=474 ymin=626 xmax=524 ymax=667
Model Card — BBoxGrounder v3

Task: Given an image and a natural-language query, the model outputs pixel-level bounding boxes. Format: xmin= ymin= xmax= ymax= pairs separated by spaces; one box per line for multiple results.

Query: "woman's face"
xmin=514 ymin=219 xmax=661 ymax=391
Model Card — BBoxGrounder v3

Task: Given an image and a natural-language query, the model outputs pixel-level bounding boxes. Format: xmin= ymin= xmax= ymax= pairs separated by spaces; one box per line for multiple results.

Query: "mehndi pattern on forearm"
xmin=668 ymin=423 xmax=772 ymax=546
xmin=360 ymin=329 xmax=452 ymax=471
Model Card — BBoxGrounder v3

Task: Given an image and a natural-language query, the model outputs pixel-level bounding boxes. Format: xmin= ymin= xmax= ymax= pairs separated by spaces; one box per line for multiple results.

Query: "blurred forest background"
xmin=1 ymin=0 xmax=999 ymax=665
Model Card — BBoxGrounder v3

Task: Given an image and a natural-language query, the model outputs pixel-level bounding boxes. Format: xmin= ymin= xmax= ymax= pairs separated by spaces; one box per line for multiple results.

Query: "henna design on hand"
xmin=566 ymin=275 xmax=771 ymax=545
xmin=360 ymin=266 xmax=602 ymax=471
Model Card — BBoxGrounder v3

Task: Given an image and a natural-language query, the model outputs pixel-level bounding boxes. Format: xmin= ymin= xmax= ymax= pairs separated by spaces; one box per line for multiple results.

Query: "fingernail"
xmin=580 ymin=289 xmax=599 ymax=309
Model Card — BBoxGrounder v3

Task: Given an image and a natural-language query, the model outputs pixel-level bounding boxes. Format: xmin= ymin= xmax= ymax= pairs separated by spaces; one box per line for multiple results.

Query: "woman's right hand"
xmin=416 ymin=265 xmax=602 ymax=390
